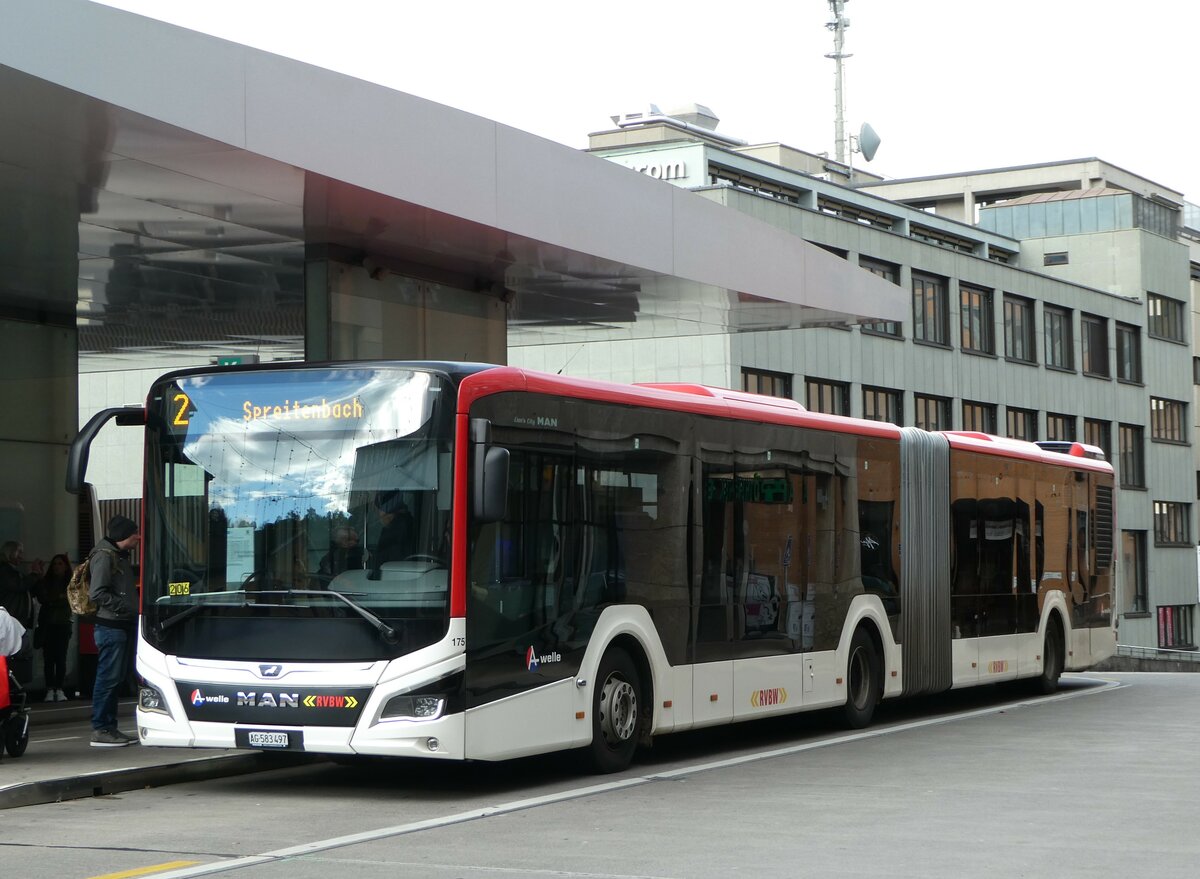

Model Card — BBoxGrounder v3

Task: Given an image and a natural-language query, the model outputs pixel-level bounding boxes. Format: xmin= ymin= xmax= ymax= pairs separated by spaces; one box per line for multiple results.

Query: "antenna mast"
xmin=825 ymin=0 xmax=851 ymax=165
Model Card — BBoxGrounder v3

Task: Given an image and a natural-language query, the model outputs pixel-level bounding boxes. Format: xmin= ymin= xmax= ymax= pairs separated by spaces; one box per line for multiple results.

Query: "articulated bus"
xmin=68 ymin=362 xmax=1115 ymax=772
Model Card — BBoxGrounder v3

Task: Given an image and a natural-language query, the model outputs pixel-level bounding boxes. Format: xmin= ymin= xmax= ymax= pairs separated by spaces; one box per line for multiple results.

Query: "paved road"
xmin=2 ymin=673 xmax=1196 ymax=879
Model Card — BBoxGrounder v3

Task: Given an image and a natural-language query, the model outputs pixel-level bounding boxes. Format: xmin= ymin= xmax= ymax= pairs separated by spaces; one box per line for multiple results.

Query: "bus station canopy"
xmin=1 ymin=0 xmax=905 ymax=364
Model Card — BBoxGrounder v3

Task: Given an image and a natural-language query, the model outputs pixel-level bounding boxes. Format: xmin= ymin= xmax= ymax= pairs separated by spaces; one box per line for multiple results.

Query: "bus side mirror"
xmin=66 ymin=406 xmax=146 ymax=495
xmin=471 ymin=418 xmax=509 ymax=523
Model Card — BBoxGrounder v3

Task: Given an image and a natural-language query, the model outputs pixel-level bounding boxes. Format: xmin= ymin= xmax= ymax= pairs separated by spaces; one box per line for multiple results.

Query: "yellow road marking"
xmin=88 ymin=862 xmax=201 ymax=879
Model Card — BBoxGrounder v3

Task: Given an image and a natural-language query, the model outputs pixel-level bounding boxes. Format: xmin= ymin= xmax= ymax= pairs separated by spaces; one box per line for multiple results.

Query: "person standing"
xmin=88 ymin=516 xmax=140 ymax=748
xmin=34 ymin=554 xmax=73 ymax=702
xmin=0 ymin=541 xmax=43 ymax=685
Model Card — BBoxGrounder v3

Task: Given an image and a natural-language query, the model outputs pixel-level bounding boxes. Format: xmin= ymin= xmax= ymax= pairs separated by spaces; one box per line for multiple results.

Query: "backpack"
xmin=66 ymin=548 xmax=115 ymax=618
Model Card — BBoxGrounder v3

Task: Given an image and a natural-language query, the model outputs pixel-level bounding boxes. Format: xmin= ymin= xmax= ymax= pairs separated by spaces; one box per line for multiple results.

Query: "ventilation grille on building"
xmin=1093 ymin=484 xmax=1115 ymax=572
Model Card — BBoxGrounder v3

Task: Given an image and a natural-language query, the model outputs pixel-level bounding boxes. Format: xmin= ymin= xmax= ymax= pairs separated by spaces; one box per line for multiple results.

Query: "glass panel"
xmin=143 ymin=367 xmax=456 ymax=662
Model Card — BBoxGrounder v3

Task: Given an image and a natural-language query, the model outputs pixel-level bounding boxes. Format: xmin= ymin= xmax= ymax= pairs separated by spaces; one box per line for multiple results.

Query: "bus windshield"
xmin=142 ymin=366 xmax=456 ymax=662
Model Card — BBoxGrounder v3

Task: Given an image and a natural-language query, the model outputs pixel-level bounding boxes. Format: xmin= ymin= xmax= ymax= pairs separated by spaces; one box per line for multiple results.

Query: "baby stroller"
xmin=0 ymin=607 xmax=31 ymax=759
xmin=0 ymin=654 xmax=31 ymax=758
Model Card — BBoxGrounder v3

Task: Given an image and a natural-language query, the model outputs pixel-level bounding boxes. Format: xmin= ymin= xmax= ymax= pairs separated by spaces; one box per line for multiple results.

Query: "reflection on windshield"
xmin=144 ymin=367 xmax=455 ymax=661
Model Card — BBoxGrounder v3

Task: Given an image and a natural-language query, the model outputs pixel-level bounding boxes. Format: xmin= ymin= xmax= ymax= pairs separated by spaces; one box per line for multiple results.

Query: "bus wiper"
xmin=271 ymin=589 xmax=399 ymax=645
xmin=153 ymin=590 xmax=249 ymax=638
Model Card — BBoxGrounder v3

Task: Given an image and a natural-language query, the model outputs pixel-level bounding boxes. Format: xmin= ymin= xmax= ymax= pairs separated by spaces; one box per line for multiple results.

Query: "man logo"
xmin=259 ymin=664 xmax=283 ymax=678
xmin=525 ymin=646 xmax=538 ymax=672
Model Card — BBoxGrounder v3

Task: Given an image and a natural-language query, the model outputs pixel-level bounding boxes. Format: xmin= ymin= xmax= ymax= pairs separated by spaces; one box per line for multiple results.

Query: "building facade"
xmin=509 ymin=110 xmax=1199 ymax=655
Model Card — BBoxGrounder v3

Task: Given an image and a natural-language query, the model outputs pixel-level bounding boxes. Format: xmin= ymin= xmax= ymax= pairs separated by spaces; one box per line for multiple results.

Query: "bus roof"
xmin=459 ymin=366 xmax=1114 ymax=475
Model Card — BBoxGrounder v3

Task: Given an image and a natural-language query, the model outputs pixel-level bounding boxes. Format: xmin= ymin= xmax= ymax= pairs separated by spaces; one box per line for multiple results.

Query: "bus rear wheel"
xmin=842 ymin=627 xmax=881 ymax=729
xmin=587 ymin=647 xmax=641 ymax=774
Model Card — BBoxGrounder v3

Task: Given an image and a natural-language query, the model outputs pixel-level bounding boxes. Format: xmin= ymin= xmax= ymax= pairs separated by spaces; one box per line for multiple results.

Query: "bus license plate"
xmin=236 ymin=729 xmax=301 ymax=750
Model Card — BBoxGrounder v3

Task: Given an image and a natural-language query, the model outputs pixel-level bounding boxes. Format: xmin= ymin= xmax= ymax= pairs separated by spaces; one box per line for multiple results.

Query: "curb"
xmin=0 ymin=752 xmax=320 ymax=810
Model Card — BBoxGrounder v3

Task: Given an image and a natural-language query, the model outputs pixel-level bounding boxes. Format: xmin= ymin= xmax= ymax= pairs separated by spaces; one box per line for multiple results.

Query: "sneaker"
xmin=90 ymin=728 xmax=136 ymax=748
xmin=55 ymin=689 xmax=69 ymax=702
xmin=44 ymin=691 xmax=56 ymax=702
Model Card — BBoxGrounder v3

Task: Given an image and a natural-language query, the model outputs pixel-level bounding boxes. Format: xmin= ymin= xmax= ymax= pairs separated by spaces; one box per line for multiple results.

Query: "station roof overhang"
xmin=1 ymin=0 xmax=905 ymax=365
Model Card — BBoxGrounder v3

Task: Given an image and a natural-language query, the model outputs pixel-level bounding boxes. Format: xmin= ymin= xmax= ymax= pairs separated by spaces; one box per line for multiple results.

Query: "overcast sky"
xmin=95 ymin=0 xmax=1198 ymax=202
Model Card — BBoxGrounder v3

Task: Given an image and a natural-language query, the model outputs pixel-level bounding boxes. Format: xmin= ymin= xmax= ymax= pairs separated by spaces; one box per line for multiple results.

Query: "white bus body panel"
xmin=463 ymin=677 xmax=580 ymax=761
xmin=691 ymin=661 xmax=733 ymax=728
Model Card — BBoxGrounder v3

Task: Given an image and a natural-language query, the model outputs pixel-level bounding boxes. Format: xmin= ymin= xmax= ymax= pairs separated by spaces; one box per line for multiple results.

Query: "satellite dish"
xmin=858 ymin=122 xmax=882 ymax=162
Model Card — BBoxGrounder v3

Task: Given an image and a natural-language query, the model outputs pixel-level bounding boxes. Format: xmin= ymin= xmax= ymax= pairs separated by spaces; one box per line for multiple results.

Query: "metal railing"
xmin=1117 ymin=643 xmax=1200 ymax=663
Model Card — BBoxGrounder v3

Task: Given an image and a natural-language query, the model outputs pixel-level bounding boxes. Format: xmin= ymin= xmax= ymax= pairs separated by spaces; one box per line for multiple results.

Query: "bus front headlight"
xmin=138 ymin=682 xmax=172 ymax=717
xmin=381 ymin=694 xmax=446 ymax=721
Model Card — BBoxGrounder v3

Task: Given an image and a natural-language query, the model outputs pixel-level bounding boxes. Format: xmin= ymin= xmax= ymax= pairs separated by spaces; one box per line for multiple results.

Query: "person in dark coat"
xmin=88 ymin=516 xmax=140 ymax=748
xmin=34 ymin=553 xmax=73 ymax=702
xmin=0 ymin=540 xmax=43 ymax=685
xmin=367 ymin=491 xmax=415 ymax=580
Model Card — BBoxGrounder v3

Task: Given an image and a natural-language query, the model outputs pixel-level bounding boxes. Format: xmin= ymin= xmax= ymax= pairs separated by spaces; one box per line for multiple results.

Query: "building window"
xmin=863 ymin=386 xmax=902 ymax=425
xmin=1081 ymin=314 xmax=1109 ymax=377
xmin=1153 ymin=501 xmax=1190 ymax=546
xmin=959 ymin=284 xmax=994 ymax=354
xmin=1084 ymin=418 xmax=1111 ymax=459
xmin=1150 ymin=398 xmax=1186 ymax=443
xmin=1044 ymin=306 xmax=1073 ymax=370
xmin=1003 ymin=295 xmax=1035 ymax=363
xmin=1158 ymin=605 xmax=1195 ymax=650
xmin=742 ymin=368 xmax=791 ymax=399
xmin=860 ymin=258 xmax=901 ymax=337
xmin=805 ymin=378 xmax=850 ymax=416
xmin=1193 ymin=357 xmax=1200 ymax=384
xmin=1006 ymin=407 xmax=1036 ymax=441
xmin=1043 ymin=252 xmax=1069 ymax=266
xmin=1121 ymin=531 xmax=1148 ymax=615
xmin=1147 ymin=293 xmax=1185 ymax=342
xmin=962 ymin=400 xmax=997 ymax=434
xmin=1119 ymin=424 xmax=1145 ymax=488
xmin=914 ymin=394 xmax=950 ymax=431
xmin=1116 ymin=323 xmax=1141 ymax=383
xmin=1046 ymin=413 xmax=1076 ymax=442
xmin=912 ymin=273 xmax=949 ymax=346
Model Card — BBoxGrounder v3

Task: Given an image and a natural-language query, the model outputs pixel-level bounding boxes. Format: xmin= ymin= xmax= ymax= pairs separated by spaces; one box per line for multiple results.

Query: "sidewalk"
xmin=1 ymin=696 xmax=308 ymax=809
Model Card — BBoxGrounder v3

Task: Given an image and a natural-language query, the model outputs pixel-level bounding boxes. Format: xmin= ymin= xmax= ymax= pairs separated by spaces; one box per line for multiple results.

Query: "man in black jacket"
xmin=88 ymin=515 xmax=140 ymax=748
xmin=0 ymin=540 xmax=43 ymax=685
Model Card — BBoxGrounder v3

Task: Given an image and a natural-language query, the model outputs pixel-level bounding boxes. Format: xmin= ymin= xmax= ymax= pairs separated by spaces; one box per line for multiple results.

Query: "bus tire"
xmin=1032 ymin=619 xmax=1064 ymax=695
xmin=842 ymin=627 xmax=881 ymax=729
xmin=587 ymin=647 xmax=641 ymax=774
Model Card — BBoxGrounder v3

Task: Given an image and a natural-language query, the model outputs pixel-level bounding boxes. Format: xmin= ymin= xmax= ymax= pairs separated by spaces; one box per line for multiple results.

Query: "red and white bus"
xmin=68 ymin=362 xmax=1115 ymax=772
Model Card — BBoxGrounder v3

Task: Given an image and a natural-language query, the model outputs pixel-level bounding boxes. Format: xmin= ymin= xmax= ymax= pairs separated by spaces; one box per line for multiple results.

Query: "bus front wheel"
xmin=587 ymin=647 xmax=641 ymax=773
xmin=842 ymin=627 xmax=881 ymax=729
xmin=1032 ymin=621 xmax=1064 ymax=695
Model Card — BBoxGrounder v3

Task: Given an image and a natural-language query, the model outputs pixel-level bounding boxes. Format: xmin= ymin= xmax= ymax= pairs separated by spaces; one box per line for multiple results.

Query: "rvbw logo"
xmin=525 ymin=646 xmax=562 ymax=672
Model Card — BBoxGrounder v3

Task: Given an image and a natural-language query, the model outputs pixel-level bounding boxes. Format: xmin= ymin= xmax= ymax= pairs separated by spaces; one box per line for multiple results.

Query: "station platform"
xmin=0 ymin=695 xmax=303 ymax=809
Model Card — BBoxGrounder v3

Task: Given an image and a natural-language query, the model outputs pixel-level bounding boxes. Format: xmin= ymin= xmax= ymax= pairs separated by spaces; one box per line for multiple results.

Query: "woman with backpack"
xmin=34 ymin=554 xmax=73 ymax=702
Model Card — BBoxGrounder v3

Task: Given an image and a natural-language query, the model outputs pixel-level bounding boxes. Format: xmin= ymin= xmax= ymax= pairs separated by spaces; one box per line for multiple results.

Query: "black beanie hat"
xmin=106 ymin=514 xmax=138 ymax=542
